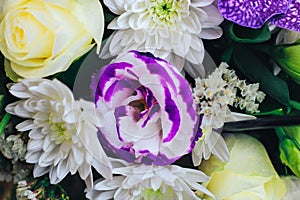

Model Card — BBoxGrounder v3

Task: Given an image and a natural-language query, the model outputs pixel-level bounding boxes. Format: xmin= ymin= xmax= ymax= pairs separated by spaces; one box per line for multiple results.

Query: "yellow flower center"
xmin=148 ymin=0 xmax=189 ymax=28
xmin=49 ymin=113 xmax=72 ymax=144
xmin=142 ymin=187 xmax=173 ymax=199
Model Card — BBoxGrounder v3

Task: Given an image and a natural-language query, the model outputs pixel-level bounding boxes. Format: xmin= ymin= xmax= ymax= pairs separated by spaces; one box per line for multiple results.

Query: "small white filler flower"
xmin=100 ymin=0 xmax=223 ymax=77
xmin=192 ymin=62 xmax=265 ymax=166
xmin=5 ymin=79 xmax=112 ymax=188
xmin=86 ymin=159 xmax=215 ymax=200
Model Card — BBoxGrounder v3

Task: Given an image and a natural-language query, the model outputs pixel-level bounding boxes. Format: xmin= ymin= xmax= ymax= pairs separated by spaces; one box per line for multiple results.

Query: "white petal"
xmin=191 ymin=0 xmax=214 ymax=7
xmin=49 ymin=166 xmax=60 ymax=184
xmin=225 ymin=112 xmax=256 ymax=123
xmin=79 ymin=122 xmax=112 ymax=180
xmin=27 ymin=139 xmax=43 ymax=151
xmin=78 ymin=161 xmax=91 ymax=180
xmin=199 ymin=27 xmax=223 ymax=39
xmin=26 ymin=151 xmax=42 ymax=163
xmin=103 ymin=0 xmax=126 ymax=15
xmin=184 ymin=62 xmax=205 ymax=78
xmin=210 ymin=131 xmax=230 ymax=162
xmin=67 ymin=149 xmax=78 ymax=174
xmin=29 ymin=129 xmax=44 ymax=140
xmin=39 ymin=150 xmax=57 ymax=167
xmin=72 ymin=145 xmax=85 ymax=165
xmin=16 ymin=120 xmax=35 ymax=131
xmin=186 ymin=47 xmax=204 ymax=65
xmin=33 ymin=165 xmax=49 ymax=177
xmin=151 ymin=176 xmax=163 ymax=191
xmin=56 ymin=159 xmax=69 ymax=180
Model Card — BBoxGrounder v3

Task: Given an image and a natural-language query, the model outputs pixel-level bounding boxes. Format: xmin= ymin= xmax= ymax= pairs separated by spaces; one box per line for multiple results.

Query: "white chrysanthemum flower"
xmin=100 ymin=0 xmax=223 ymax=77
xmin=5 ymin=79 xmax=112 ymax=188
xmin=86 ymin=160 xmax=215 ymax=200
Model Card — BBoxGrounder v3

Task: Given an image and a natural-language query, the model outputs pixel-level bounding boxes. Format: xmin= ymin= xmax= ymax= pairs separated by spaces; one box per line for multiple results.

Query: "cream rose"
xmin=199 ymin=134 xmax=286 ymax=200
xmin=0 ymin=0 xmax=104 ymax=79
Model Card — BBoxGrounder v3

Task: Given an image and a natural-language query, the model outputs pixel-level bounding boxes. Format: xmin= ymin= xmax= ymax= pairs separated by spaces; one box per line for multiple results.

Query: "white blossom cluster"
xmin=193 ymin=62 xmax=266 ymax=115
xmin=0 ymin=131 xmax=32 ymax=183
xmin=0 ymin=134 xmax=27 ymax=162
xmin=16 ymin=180 xmax=37 ymax=200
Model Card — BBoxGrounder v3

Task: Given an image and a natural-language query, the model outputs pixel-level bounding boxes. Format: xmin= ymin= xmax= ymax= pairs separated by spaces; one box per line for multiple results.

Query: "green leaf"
xmin=255 ymin=107 xmax=290 ymax=116
xmin=4 ymin=59 xmax=22 ymax=82
xmin=0 ymin=113 xmax=11 ymax=136
xmin=221 ymin=45 xmax=233 ymax=63
xmin=232 ymin=45 xmax=300 ymax=110
xmin=276 ymin=127 xmax=300 ymax=177
xmin=229 ymin=23 xmax=271 ymax=43
xmin=255 ymin=97 xmax=291 ymax=116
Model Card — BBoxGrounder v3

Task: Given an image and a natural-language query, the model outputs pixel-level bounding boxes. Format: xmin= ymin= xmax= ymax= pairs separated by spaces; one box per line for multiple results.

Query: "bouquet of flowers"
xmin=1 ymin=0 xmax=300 ymax=199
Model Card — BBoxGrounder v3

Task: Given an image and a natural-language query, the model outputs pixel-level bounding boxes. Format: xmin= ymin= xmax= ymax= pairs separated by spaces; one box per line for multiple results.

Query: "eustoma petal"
xmin=92 ymin=51 xmax=198 ymax=166
xmin=218 ymin=0 xmax=291 ymax=28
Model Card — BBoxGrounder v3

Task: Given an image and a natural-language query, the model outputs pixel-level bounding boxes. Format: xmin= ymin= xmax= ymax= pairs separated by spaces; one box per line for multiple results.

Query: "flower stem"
xmin=0 ymin=113 xmax=11 ymax=136
xmin=223 ymin=115 xmax=300 ymax=132
xmin=275 ymin=127 xmax=286 ymax=140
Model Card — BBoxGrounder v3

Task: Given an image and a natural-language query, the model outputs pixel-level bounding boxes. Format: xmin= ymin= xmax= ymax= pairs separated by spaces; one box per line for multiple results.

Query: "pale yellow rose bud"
xmin=198 ymin=134 xmax=286 ymax=200
xmin=0 ymin=0 xmax=104 ymax=79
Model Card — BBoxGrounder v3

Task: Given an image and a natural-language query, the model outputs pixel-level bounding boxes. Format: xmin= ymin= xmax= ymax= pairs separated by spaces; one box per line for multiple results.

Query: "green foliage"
xmin=232 ymin=44 xmax=300 ymax=111
xmin=0 ymin=113 xmax=11 ymax=137
xmin=229 ymin=23 xmax=271 ymax=43
xmin=22 ymin=177 xmax=70 ymax=200
xmin=276 ymin=127 xmax=300 ymax=177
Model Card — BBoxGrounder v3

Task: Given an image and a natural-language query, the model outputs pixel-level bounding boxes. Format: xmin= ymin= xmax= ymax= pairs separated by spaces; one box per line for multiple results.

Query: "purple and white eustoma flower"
xmin=218 ymin=0 xmax=300 ymax=32
xmin=91 ymin=51 xmax=199 ymax=166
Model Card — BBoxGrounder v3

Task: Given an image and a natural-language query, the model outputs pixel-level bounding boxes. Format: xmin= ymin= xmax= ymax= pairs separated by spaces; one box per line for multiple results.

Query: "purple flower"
xmin=218 ymin=0 xmax=300 ymax=32
xmin=91 ymin=51 xmax=199 ymax=166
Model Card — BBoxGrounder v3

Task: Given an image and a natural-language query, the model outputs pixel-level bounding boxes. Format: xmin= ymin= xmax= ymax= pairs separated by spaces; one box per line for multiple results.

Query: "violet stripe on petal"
xmin=133 ymin=51 xmax=177 ymax=92
xmin=162 ymin=88 xmax=180 ymax=143
xmin=147 ymin=152 xmax=181 ymax=166
xmin=98 ymin=62 xmax=133 ymax=97
xmin=218 ymin=0 xmax=291 ymax=28
xmin=104 ymin=78 xmax=140 ymax=102
xmin=138 ymin=51 xmax=196 ymax=121
xmin=141 ymin=104 xmax=160 ymax=128
xmin=114 ymin=106 xmax=127 ymax=142
xmin=173 ymin=71 xmax=197 ymax=120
